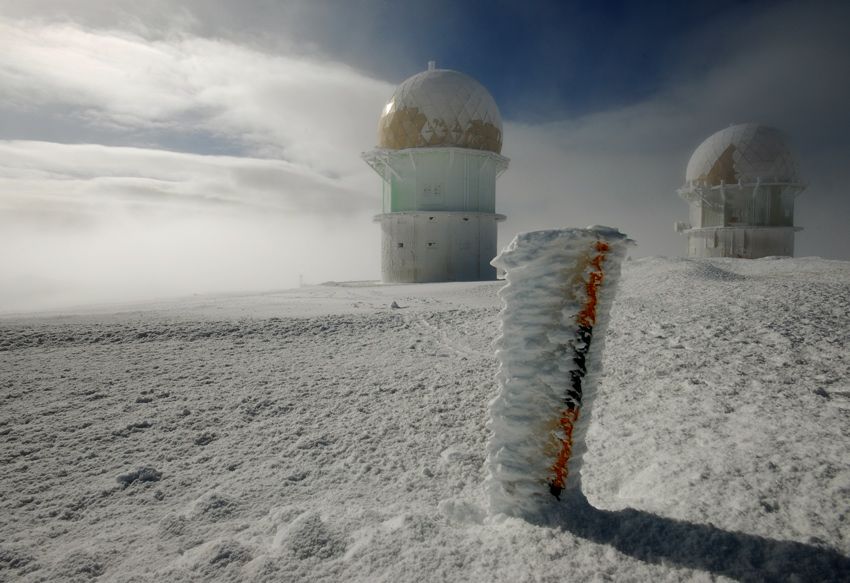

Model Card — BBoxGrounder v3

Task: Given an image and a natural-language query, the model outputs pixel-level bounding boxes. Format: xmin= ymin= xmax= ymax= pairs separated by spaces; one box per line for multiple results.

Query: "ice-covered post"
xmin=485 ymin=227 xmax=633 ymax=518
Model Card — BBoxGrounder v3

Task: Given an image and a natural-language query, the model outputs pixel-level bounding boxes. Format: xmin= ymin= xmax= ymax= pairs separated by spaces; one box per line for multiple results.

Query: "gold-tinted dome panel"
xmin=686 ymin=124 xmax=802 ymax=186
xmin=378 ymin=69 xmax=503 ymax=154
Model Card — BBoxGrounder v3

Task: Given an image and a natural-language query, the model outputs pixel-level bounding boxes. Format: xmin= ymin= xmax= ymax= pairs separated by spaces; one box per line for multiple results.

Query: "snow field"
xmin=586 ymin=257 xmax=850 ymax=541
xmin=1 ymin=258 xmax=849 ymax=582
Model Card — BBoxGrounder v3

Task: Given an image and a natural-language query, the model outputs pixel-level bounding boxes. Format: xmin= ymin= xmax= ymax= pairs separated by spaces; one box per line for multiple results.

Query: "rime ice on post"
xmin=485 ymin=227 xmax=634 ymax=518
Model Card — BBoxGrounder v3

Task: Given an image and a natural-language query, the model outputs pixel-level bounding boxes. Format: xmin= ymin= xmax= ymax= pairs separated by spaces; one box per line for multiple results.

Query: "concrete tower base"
xmin=685 ymin=227 xmax=802 ymax=258
xmin=374 ymin=211 xmax=506 ymax=283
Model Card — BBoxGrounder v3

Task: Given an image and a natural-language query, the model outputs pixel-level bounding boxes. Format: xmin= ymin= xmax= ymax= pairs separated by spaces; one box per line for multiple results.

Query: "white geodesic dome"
xmin=685 ymin=123 xmax=802 ymax=187
xmin=377 ymin=65 xmax=503 ymax=154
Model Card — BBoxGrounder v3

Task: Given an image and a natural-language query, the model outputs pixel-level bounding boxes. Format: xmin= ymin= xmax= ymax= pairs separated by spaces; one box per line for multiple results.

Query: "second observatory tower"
xmin=676 ymin=124 xmax=806 ymax=258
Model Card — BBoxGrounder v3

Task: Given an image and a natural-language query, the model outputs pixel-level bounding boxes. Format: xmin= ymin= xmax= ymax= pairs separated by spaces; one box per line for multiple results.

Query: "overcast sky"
xmin=2 ymin=0 xmax=849 ymax=311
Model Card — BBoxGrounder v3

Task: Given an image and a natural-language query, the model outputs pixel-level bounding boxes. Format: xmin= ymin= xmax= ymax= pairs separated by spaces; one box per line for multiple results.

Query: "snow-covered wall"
xmin=485 ymin=227 xmax=634 ymax=518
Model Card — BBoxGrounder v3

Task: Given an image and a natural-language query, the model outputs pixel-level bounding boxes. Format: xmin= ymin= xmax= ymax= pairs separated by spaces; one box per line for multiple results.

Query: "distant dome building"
xmin=362 ymin=62 xmax=509 ymax=283
xmin=676 ymin=123 xmax=806 ymax=258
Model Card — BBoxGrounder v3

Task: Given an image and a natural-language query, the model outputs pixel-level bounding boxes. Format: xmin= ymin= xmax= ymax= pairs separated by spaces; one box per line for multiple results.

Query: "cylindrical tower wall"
xmin=375 ymin=212 xmax=505 ymax=283
xmin=381 ymin=149 xmax=500 ymax=214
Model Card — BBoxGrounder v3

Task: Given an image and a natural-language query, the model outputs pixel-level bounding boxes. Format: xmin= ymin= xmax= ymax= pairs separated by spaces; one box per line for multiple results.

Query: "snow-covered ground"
xmin=2 ymin=256 xmax=849 ymax=582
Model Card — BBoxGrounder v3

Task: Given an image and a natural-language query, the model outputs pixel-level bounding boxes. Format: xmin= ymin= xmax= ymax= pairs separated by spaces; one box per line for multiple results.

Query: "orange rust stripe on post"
xmin=576 ymin=242 xmax=610 ymax=328
xmin=549 ymin=240 xmax=610 ymax=491
xmin=549 ymin=408 xmax=579 ymax=490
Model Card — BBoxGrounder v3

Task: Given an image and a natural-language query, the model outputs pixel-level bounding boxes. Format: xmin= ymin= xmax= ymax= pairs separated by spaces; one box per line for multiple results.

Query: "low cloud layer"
xmin=0 ymin=141 xmax=374 ymax=216
xmin=1 ymin=1 xmax=848 ymax=311
xmin=1 ymin=19 xmax=390 ymax=311
xmin=0 ymin=141 xmax=381 ymax=311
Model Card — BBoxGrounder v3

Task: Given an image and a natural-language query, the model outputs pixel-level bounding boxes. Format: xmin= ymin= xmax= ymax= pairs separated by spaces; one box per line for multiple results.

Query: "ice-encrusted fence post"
xmin=485 ymin=227 xmax=634 ymax=518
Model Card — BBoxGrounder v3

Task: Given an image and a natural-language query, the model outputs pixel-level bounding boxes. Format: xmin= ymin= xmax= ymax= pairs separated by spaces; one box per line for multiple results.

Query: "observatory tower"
xmin=362 ymin=62 xmax=509 ymax=282
xmin=676 ymin=124 xmax=806 ymax=258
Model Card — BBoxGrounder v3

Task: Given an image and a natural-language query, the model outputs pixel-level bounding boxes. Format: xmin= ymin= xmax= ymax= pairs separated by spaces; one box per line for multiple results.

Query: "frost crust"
xmin=485 ymin=226 xmax=633 ymax=517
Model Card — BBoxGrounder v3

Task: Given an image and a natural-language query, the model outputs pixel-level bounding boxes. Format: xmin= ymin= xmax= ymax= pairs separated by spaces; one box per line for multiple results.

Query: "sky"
xmin=2 ymin=0 xmax=849 ymax=311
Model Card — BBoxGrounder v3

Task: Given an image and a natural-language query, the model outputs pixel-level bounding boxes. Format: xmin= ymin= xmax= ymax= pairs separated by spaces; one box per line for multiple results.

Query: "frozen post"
xmin=485 ymin=227 xmax=633 ymax=518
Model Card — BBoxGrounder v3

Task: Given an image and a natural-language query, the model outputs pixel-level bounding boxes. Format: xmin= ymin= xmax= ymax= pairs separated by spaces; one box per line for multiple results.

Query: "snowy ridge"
xmin=486 ymin=227 xmax=633 ymax=518
xmin=2 ymin=259 xmax=850 ymax=582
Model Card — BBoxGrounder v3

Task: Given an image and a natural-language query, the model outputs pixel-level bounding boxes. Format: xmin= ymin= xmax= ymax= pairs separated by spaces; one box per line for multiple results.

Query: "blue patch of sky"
xmin=262 ymin=0 xmax=777 ymax=122
xmin=406 ymin=0 xmax=776 ymax=121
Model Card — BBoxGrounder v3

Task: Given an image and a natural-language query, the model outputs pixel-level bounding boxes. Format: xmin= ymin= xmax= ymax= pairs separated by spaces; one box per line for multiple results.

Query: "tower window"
xmin=397 ymin=243 xmax=404 ymax=248
xmin=422 ymin=183 xmax=444 ymax=204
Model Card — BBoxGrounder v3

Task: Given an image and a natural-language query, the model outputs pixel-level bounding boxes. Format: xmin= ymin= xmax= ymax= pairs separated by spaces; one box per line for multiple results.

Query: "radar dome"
xmin=686 ymin=123 xmax=802 ymax=187
xmin=377 ymin=65 xmax=503 ymax=154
